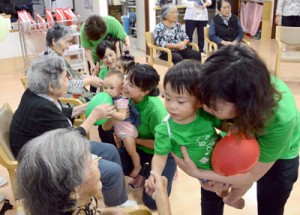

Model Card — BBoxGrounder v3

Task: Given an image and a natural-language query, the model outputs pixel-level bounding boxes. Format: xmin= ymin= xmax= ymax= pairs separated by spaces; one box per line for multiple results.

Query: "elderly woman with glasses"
xmin=209 ymin=0 xmax=244 ymax=47
xmin=44 ymin=23 xmax=103 ymax=102
xmin=153 ymin=4 xmax=201 ymax=65
xmin=10 ymin=55 xmax=129 ymax=207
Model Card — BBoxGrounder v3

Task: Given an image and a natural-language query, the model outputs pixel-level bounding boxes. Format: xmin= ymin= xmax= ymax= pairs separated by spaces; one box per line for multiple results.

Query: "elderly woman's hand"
xmin=84 ymin=75 xmax=103 ymax=88
xmin=90 ymin=104 xmax=116 ymax=120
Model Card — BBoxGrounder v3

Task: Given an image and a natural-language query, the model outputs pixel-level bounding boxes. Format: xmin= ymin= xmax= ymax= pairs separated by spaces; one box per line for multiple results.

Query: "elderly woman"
xmin=44 ymin=23 xmax=103 ymax=102
xmin=153 ymin=4 xmax=201 ymax=65
xmin=209 ymin=0 xmax=244 ymax=47
xmin=17 ymin=128 xmax=172 ymax=215
xmin=10 ymin=55 xmax=128 ymax=207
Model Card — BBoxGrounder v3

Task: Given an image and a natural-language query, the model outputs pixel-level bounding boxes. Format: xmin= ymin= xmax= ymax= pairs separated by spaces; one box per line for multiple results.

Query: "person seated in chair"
xmin=10 ymin=55 xmax=128 ymax=207
xmin=17 ymin=128 xmax=173 ymax=215
xmin=153 ymin=4 xmax=201 ymax=65
xmin=209 ymin=0 xmax=244 ymax=48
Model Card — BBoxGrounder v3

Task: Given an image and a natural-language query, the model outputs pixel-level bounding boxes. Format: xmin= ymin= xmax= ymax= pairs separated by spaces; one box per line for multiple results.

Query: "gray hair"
xmin=27 ymin=55 xmax=66 ymax=94
xmin=16 ymin=128 xmax=90 ymax=215
xmin=46 ymin=23 xmax=72 ymax=48
xmin=161 ymin=4 xmax=177 ymax=21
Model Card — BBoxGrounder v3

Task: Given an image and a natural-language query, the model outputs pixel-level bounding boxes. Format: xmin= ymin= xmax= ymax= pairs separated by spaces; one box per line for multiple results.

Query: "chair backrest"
xmin=0 ymin=103 xmax=15 ymax=161
xmin=20 ymin=76 xmax=28 ymax=89
xmin=276 ymin=26 xmax=300 ymax=45
xmin=145 ymin=31 xmax=155 ymax=47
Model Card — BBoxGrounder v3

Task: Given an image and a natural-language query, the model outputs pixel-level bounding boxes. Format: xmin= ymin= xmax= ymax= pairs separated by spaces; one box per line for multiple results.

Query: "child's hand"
xmin=145 ymin=171 xmax=168 ymax=200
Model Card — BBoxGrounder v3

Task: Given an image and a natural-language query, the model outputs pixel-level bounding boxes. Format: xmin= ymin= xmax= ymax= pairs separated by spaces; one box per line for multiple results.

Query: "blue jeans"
xmin=90 ymin=141 xmax=128 ymax=206
xmin=118 ymin=146 xmax=177 ymax=209
xmin=200 ymin=156 xmax=299 ymax=215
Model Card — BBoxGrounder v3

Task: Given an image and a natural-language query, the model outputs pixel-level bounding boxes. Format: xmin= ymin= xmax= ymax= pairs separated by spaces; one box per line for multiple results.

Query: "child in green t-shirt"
xmin=147 ymin=60 xmax=252 ymax=209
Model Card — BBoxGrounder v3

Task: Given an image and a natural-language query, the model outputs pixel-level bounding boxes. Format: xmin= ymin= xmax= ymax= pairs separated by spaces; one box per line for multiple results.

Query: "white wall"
xmin=0 ymin=31 xmax=22 ymax=59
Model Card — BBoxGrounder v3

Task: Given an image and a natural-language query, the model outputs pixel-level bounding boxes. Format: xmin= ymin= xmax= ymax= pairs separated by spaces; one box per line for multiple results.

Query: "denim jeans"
xmin=90 ymin=141 xmax=128 ymax=206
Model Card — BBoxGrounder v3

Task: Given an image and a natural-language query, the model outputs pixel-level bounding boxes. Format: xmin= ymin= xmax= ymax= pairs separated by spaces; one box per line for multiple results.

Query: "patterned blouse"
xmin=276 ymin=0 xmax=300 ymax=16
xmin=153 ymin=22 xmax=189 ymax=55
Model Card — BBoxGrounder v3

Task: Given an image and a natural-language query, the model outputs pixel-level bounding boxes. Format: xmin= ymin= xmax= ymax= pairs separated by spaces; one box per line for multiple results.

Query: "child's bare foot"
xmin=223 ymin=197 xmax=245 ymax=209
xmin=129 ymin=165 xmax=142 ymax=178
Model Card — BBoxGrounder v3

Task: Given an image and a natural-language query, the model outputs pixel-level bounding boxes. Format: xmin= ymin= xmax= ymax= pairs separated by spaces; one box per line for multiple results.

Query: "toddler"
xmin=102 ymin=70 xmax=141 ymax=178
xmin=116 ymin=51 xmax=136 ymax=75
xmin=147 ymin=60 xmax=252 ymax=209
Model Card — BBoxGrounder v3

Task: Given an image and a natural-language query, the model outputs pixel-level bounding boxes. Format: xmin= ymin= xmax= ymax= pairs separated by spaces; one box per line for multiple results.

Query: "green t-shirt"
xmin=132 ymin=96 xmax=167 ymax=154
xmin=80 ymin=15 xmax=127 ymax=62
xmin=155 ymin=109 xmax=222 ymax=170
xmin=258 ymin=76 xmax=300 ymax=162
xmin=99 ymin=67 xmax=109 ymax=80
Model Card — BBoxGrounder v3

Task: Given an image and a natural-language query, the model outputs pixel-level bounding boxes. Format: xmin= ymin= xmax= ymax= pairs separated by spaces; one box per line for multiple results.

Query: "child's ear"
xmin=143 ymin=90 xmax=150 ymax=96
xmin=197 ymin=100 xmax=203 ymax=108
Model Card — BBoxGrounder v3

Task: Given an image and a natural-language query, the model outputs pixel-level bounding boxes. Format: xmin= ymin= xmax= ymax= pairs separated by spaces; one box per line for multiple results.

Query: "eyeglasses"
xmin=221 ymin=6 xmax=231 ymax=10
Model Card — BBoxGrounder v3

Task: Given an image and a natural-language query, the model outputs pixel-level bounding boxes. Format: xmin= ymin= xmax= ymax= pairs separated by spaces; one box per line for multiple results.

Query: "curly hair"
xmin=84 ymin=14 xmax=107 ymax=41
xmin=196 ymin=45 xmax=281 ymax=137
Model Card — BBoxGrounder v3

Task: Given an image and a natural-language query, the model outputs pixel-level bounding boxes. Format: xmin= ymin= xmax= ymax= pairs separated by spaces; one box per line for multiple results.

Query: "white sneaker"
xmin=118 ymin=199 xmax=138 ymax=208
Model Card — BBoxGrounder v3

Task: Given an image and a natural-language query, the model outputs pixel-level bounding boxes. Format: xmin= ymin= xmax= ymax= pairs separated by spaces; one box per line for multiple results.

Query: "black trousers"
xmin=87 ymin=61 xmax=97 ymax=93
xmin=282 ymin=16 xmax=300 ymax=27
xmin=98 ymin=126 xmax=116 ymax=147
xmin=159 ymin=47 xmax=201 ymax=65
xmin=200 ymin=156 xmax=299 ymax=215
xmin=185 ymin=20 xmax=207 ymax=53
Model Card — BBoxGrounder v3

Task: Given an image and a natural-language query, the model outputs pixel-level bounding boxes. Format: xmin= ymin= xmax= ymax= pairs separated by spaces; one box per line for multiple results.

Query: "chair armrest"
xmin=122 ymin=205 xmax=152 ymax=215
xmin=58 ymin=98 xmax=86 ymax=121
xmin=242 ymin=39 xmax=251 ymax=46
xmin=189 ymin=42 xmax=199 ymax=52
xmin=147 ymin=44 xmax=173 ymax=68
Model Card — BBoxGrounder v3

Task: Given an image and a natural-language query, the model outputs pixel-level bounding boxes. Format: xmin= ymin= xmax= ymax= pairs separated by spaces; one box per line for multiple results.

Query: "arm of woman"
xmin=172 ymin=146 xmax=274 ymax=185
xmin=203 ymin=0 xmax=212 ymax=7
xmin=136 ymin=138 xmax=155 ymax=149
xmin=68 ymin=79 xmax=85 ymax=94
xmin=80 ymin=104 xmax=116 ymax=133
xmin=71 ymin=103 xmax=88 ymax=118
xmin=235 ymin=19 xmax=244 ymax=43
xmin=154 ymin=23 xmax=170 ymax=48
xmin=209 ymin=19 xmax=223 ymax=45
xmin=83 ymin=75 xmax=103 ymax=88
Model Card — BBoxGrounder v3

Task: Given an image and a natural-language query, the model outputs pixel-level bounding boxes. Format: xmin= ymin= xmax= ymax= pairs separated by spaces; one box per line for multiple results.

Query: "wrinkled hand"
xmin=175 ymin=42 xmax=186 ymax=50
xmin=90 ymin=104 xmax=116 ymax=121
xmin=171 ymin=146 xmax=198 ymax=178
xmin=86 ymin=76 xmax=103 ymax=88
xmin=145 ymin=171 xmax=168 ymax=201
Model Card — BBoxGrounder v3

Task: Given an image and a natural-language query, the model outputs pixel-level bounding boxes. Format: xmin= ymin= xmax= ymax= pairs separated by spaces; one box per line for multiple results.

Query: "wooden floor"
xmin=0 ymin=37 xmax=300 ymax=214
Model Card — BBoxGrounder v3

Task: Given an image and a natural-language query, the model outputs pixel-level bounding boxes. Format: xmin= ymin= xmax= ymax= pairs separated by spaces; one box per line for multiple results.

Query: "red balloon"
xmin=211 ymin=133 xmax=260 ymax=176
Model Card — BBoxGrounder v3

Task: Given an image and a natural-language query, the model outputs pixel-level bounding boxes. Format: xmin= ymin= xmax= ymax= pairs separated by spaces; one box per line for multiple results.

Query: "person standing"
xmin=275 ymin=0 xmax=300 ymax=26
xmin=183 ymin=0 xmax=212 ymax=53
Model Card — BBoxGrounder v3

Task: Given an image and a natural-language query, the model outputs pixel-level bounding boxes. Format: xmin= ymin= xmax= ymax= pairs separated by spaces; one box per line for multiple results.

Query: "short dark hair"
xmin=127 ymin=64 xmax=160 ymax=96
xmin=96 ymin=40 xmax=117 ymax=60
xmin=196 ymin=45 xmax=281 ymax=137
xmin=84 ymin=14 xmax=107 ymax=41
xmin=164 ymin=60 xmax=201 ymax=96
xmin=118 ymin=51 xmax=135 ymax=74
xmin=217 ymin=0 xmax=232 ymax=11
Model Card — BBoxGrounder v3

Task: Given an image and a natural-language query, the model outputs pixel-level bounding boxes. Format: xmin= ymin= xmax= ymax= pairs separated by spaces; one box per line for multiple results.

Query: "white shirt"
xmin=182 ymin=0 xmax=212 ymax=21
xmin=276 ymin=0 xmax=300 ymax=16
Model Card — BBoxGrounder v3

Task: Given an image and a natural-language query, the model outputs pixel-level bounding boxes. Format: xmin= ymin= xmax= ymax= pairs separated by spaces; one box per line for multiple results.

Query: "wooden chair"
xmin=145 ymin=31 xmax=199 ymax=69
xmin=0 ymin=103 xmax=18 ymax=200
xmin=275 ymin=26 xmax=300 ymax=76
xmin=204 ymin=26 xmax=251 ymax=57
xmin=123 ymin=205 xmax=152 ymax=215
